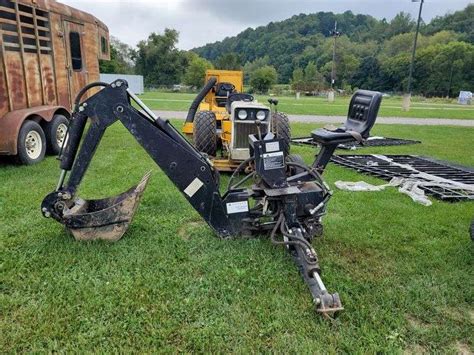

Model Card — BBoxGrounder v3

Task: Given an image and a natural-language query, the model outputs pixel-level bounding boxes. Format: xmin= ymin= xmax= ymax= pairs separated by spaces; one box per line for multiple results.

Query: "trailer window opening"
xmin=18 ymin=4 xmax=32 ymax=13
xmin=19 ymin=14 xmax=33 ymax=25
xmin=69 ymin=31 xmax=82 ymax=71
xmin=2 ymin=23 xmax=16 ymax=32
xmin=101 ymin=36 xmax=108 ymax=55
xmin=0 ymin=0 xmax=15 ymax=9
xmin=0 ymin=9 xmax=16 ymax=21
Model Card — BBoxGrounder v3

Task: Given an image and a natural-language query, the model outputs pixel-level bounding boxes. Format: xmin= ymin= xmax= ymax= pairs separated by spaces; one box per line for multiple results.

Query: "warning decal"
xmin=226 ymin=201 xmax=249 ymax=214
xmin=263 ymin=151 xmax=285 ymax=170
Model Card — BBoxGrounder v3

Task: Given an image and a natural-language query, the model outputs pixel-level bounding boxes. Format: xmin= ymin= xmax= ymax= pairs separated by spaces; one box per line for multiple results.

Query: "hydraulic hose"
xmin=60 ymin=81 xmax=109 ymax=171
xmin=185 ymin=77 xmax=217 ymax=123
xmin=73 ymin=81 xmax=109 ymax=112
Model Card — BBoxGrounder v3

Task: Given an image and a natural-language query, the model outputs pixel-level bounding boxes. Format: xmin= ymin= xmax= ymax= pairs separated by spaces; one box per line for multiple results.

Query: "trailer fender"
xmin=0 ymin=106 xmax=70 ymax=155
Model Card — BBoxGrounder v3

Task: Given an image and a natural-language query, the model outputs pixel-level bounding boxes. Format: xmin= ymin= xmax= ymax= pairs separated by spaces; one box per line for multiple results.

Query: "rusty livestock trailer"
xmin=0 ymin=0 xmax=109 ymax=164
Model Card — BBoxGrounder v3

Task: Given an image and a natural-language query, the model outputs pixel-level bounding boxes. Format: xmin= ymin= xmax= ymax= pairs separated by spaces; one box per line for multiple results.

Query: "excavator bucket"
xmin=61 ymin=172 xmax=151 ymax=242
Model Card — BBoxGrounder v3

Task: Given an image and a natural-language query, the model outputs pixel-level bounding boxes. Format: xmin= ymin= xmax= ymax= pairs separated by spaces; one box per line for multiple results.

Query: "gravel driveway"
xmin=152 ymin=110 xmax=474 ymax=127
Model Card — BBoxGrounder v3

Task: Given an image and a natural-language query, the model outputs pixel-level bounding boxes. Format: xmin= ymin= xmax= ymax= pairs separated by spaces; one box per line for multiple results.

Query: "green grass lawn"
xmin=1 ymin=121 xmax=473 ymax=352
xmin=139 ymin=91 xmax=474 ymax=119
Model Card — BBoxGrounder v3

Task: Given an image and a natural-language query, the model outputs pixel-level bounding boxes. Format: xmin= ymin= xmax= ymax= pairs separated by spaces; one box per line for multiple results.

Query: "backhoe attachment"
xmin=41 ymin=79 xmax=382 ymax=318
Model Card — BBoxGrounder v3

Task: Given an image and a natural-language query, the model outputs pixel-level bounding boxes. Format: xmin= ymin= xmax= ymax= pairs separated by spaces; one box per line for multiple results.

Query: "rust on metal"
xmin=0 ymin=0 xmax=110 ymax=155
xmin=0 ymin=105 xmax=67 ymax=154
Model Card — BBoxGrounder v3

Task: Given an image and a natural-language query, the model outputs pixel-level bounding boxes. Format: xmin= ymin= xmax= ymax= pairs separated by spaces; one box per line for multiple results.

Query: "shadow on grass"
xmin=0 ymin=156 xmax=18 ymax=167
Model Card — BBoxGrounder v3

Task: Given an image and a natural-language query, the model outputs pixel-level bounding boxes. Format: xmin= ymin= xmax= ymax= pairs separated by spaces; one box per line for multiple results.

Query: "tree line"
xmin=100 ymin=5 xmax=474 ymax=96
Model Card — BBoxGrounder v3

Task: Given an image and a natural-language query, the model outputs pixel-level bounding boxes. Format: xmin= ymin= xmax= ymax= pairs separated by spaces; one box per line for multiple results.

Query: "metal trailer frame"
xmin=291 ymin=136 xmax=421 ymax=150
xmin=331 ymin=154 xmax=474 ymax=201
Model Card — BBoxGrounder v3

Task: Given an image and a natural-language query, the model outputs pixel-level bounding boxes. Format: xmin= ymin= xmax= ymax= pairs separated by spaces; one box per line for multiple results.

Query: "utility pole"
xmin=328 ymin=21 xmax=341 ymax=102
xmin=403 ymin=0 xmax=424 ymax=111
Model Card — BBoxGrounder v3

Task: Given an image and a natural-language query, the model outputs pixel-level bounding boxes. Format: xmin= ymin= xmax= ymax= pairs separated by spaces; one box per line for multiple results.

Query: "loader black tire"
xmin=16 ymin=120 xmax=46 ymax=165
xmin=193 ymin=110 xmax=217 ymax=156
xmin=271 ymin=112 xmax=291 ymax=156
xmin=44 ymin=114 xmax=69 ymax=155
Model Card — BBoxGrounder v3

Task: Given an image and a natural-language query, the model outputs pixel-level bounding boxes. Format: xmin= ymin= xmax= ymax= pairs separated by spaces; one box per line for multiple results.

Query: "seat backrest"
xmin=344 ymin=90 xmax=382 ymax=138
xmin=215 ymin=82 xmax=236 ymax=97
xmin=226 ymin=93 xmax=254 ymax=113
xmin=215 ymin=82 xmax=237 ymax=107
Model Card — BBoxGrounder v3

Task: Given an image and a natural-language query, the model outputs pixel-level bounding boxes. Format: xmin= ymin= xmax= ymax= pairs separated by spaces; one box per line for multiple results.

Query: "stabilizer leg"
xmin=288 ymin=228 xmax=343 ymax=316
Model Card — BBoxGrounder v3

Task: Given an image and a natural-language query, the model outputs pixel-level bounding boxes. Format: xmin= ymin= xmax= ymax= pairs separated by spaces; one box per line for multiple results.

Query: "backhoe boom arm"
xmin=48 ymin=80 xmax=235 ymax=237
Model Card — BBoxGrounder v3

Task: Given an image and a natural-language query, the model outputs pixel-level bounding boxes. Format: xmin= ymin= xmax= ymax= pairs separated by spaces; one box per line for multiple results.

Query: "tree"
xmin=215 ymin=53 xmax=242 ymax=70
xmin=303 ymin=61 xmax=326 ymax=92
xmin=243 ymin=56 xmax=270 ymax=82
xmin=350 ymin=56 xmax=383 ymax=90
xmin=423 ymin=4 xmax=474 ymax=43
xmin=380 ymin=32 xmax=425 ymax=59
xmin=183 ymin=53 xmax=214 ymax=88
xmin=99 ymin=36 xmax=135 ymax=74
xmin=190 ymin=5 xmax=473 ymax=91
xmin=414 ymin=41 xmax=474 ymax=96
xmin=291 ymin=67 xmax=304 ymax=91
xmin=378 ymin=52 xmax=411 ymax=92
xmin=135 ymin=29 xmax=188 ymax=87
xmin=249 ymin=66 xmax=278 ymax=93
xmin=387 ymin=12 xmax=416 ymax=38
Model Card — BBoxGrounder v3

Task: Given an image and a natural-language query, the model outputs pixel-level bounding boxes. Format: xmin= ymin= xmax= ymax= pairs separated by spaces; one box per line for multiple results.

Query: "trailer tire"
xmin=45 ymin=114 xmax=69 ymax=155
xmin=271 ymin=112 xmax=291 ymax=156
xmin=17 ymin=120 xmax=46 ymax=165
xmin=194 ymin=110 xmax=217 ymax=156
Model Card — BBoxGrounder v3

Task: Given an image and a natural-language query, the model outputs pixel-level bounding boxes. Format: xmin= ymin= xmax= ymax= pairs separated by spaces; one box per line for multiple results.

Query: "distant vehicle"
xmin=458 ymin=91 xmax=472 ymax=105
xmin=0 ymin=0 xmax=110 ymax=164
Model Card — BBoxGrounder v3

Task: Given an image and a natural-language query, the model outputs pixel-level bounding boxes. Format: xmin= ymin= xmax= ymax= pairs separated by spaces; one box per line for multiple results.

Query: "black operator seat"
xmin=311 ymin=90 xmax=382 ymax=145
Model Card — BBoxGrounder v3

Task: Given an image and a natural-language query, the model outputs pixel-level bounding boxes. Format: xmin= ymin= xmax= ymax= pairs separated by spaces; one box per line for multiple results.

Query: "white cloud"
xmin=60 ymin=0 xmax=472 ymax=49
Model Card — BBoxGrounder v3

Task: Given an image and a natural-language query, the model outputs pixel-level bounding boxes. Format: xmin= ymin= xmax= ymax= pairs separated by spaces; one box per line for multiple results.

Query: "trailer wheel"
xmin=17 ymin=120 xmax=46 ymax=165
xmin=194 ymin=110 xmax=217 ymax=156
xmin=271 ymin=112 xmax=291 ymax=156
xmin=45 ymin=114 xmax=69 ymax=155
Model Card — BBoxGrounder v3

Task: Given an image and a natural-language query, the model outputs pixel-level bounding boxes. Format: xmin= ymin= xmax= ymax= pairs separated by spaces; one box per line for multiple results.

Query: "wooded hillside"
xmin=193 ymin=5 xmax=474 ymax=96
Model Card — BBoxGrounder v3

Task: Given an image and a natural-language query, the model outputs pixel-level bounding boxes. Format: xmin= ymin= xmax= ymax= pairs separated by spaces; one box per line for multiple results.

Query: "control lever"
xmin=267 ymin=98 xmax=279 ymax=114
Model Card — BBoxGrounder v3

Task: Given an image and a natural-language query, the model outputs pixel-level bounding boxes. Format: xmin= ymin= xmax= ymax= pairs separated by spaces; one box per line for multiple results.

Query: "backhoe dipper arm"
xmin=48 ymin=80 xmax=235 ymax=237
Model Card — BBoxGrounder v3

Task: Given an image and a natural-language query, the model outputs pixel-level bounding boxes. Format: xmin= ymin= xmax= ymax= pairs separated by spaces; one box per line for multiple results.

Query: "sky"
xmin=61 ymin=0 xmax=472 ymax=50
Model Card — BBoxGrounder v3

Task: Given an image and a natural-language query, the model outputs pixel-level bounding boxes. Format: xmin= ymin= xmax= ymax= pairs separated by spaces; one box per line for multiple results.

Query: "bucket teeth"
xmin=62 ymin=171 xmax=151 ymax=242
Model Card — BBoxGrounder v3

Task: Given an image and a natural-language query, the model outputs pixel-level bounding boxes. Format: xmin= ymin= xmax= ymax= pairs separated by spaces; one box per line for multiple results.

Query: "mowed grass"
xmin=1 ymin=120 xmax=473 ymax=352
xmin=139 ymin=91 xmax=474 ymax=119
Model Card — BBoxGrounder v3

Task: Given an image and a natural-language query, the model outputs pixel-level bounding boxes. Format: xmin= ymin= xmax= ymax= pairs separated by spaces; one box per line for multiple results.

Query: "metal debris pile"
xmin=331 ymin=154 xmax=474 ymax=202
